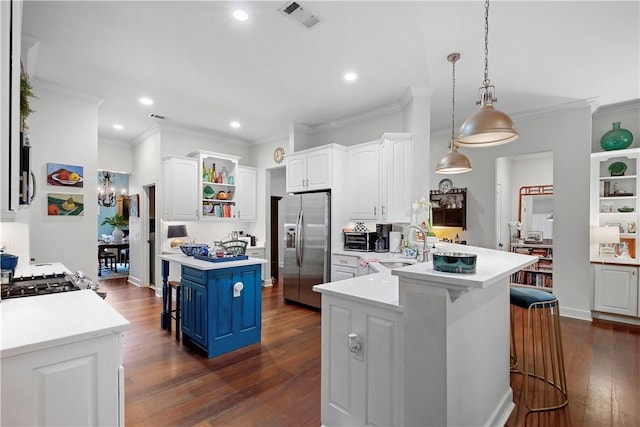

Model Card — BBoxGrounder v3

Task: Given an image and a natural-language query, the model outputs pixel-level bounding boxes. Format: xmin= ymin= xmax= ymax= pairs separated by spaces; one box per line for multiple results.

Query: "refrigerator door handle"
xmin=298 ymin=209 xmax=304 ymax=265
xmin=295 ymin=210 xmax=302 ymax=266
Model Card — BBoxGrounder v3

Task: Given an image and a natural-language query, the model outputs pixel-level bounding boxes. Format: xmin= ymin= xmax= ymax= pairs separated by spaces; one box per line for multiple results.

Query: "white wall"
xmin=98 ymin=138 xmax=133 ymax=173
xmin=310 ymin=108 xmax=403 ymax=147
xmin=26 ymin=83 xmax=100 ymax=277
xmin=430 ymin=104 xmax=593 ymax=320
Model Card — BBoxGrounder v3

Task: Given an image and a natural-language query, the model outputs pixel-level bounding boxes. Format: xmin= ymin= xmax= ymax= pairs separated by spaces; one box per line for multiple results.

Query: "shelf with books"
xmin=510 ymin=243 xmax=553 ymax=290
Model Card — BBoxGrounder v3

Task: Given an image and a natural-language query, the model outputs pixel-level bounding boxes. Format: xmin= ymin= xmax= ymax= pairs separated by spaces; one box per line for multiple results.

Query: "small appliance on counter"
xmin=375 ymin=223 xmax=393 ymax=252
xmin=343 ymin=231 xmax=377 ymax=252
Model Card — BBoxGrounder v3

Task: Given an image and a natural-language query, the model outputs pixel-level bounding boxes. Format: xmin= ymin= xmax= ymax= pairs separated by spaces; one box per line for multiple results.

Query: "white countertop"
xmin=1 ymin=289 xmax=130 ymax=359
xmin=12 ymin=262 xmax=72 ymax=279
xmin=159 ymin=253 xmax=267 ymax=270
xmin=316 ymin=244 xmax=537 ymax=308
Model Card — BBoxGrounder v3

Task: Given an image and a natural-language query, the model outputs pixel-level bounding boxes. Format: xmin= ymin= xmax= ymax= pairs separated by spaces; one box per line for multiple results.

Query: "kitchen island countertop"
xmin=158 ymin=253 xmax=266 ymax=270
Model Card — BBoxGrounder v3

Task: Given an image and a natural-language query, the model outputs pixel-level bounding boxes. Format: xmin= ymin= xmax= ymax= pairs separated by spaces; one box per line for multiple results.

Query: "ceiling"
xmin=21 ymin=1 xmax=640 ymax=145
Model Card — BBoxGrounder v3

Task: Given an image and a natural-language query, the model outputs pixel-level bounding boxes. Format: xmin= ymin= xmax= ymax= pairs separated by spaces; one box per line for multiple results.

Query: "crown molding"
xmin=511 ymin=97 xmax=600 ymax=123
xmin=155 ymin=122 xmax=250 ymax=146
xmin=312 ymin=103 xmax=403 ymax=133
xmin=594 ymin=98 xmax=640 ymax=115
xmin=130 ymin=124 xmax=160 ymax=146
xmin=32 ymin=78 xmax=104 ymax=106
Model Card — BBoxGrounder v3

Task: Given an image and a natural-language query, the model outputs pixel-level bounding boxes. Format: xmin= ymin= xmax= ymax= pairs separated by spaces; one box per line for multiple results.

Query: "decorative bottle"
xmin=600 ymin=122 xmax=634 ymax=151
xmin=221 ymin=165 xmax=229 ymax=184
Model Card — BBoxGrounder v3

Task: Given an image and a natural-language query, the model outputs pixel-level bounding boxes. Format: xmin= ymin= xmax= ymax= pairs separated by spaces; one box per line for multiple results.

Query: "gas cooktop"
xmin=2 ymin=272 xmax=83 ymax=299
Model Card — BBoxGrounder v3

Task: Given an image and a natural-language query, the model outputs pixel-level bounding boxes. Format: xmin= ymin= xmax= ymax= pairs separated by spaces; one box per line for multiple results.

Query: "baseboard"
xmin=127 ymin=275 xmax=142 ymax=287
xmin=592 ymin=311 xmax=640 ymax=326
xmin=559 ymin=306 xmax=592 ymax=322
xmin=484 ymin=388 xmax=515 ymax=427
xmin=262 ymin=277 xmax=273 ymax=287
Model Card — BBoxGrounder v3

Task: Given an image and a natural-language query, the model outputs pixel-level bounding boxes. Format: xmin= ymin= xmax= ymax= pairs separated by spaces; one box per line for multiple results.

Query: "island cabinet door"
xmin=207 ymin=265 xmax=262 ymax=358
xmin=181 ymin=278 xmax=208 ymax=349
xmin=321 ymin=295 xmax=403 ymax=427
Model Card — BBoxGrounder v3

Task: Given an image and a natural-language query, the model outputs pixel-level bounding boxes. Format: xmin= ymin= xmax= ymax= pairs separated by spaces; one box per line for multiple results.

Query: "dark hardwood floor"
xmin=98 ymin=278 xmax=640 ymax=426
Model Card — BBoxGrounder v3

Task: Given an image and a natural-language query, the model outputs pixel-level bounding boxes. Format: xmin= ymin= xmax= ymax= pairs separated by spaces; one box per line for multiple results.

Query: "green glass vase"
xmin=600 ymin=122 xmax=634 ymax=151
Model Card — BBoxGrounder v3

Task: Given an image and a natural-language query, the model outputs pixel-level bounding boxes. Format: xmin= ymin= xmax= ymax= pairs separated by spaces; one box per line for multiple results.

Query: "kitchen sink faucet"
xmin=401 ymin=225 xmax=429 ymax=262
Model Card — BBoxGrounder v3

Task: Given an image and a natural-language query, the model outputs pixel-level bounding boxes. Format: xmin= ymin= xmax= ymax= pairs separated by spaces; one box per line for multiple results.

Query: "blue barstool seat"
xmin=510 ymin=286 xmax=568 ymax=412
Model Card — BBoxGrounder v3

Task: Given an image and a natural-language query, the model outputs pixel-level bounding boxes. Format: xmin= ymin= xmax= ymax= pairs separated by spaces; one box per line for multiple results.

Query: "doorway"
xmin=144 ymin=184 xmax=156 ymax=289
xmin=270 ymin=196 xmax=282 ymax=283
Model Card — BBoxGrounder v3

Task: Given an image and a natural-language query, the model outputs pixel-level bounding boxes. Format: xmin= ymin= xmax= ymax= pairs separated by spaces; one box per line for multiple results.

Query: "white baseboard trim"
xmin=559 ymin=306 xmax=592 ymax=322
xmin=127 ymin=275 xmax=142 ymax=288
xmin=592 ymin=311 xmax=640 ymax=326
xmin=262 ymin=277 xmax=273 ymax=287
xmin=485 ymin=388 xmax=515 ymax=427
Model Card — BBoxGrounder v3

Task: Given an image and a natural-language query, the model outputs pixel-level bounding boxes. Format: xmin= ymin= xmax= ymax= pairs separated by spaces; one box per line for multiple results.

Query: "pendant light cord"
xmin=451 ymin=56 xmax=456 ymax=144
xmin=483 ymin=0 xmax=490 ymax=87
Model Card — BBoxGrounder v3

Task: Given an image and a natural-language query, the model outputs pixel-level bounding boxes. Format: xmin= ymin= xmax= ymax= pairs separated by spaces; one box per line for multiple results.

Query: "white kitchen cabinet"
xmin=593 ymin=263 xmax=638 ymax=317
xmin=188 ymin=150 xmax=241 ymax=221
xmin=331 ymin=253 xmax=360 ymax=281
xmin=286 ymin=146 xmax=334 ymax=193
xmin=236 ymin=166 xmax=257 ymax=221
xmin=348 ymin=143 xmax=381 ymax=219
xmin=2 ymin=332 xmax=125 ymax=426
xmin=320 ymin=293 xmax=403 ymax=427
xmin=348 ymin=133 xmax=413 ymax=222
xmin=163 ymin=155 xmax=199 ymax=221
xmin=246 ymin=246 xmax=266 ymax=282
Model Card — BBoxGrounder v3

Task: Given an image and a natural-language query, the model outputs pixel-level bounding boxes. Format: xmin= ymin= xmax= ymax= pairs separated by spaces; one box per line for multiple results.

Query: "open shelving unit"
xmin=510 ymin=242 xmax=553 ymax=289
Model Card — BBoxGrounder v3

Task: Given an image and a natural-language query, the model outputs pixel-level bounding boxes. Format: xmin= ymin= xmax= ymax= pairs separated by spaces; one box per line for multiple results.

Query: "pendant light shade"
xmin=458 ymin=0 xmax=518 ymax=147
xmin=435 ymin=141 xmax=472 ymax=174
xmin=435 ymin=52 xmax=472 ymax=174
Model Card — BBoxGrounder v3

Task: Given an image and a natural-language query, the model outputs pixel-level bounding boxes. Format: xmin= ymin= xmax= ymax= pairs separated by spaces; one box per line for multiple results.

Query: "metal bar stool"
xmin=167 ymin=280 xmax=181 ymax=340
xmin=510 ymin=287 xmax=568 ymax=412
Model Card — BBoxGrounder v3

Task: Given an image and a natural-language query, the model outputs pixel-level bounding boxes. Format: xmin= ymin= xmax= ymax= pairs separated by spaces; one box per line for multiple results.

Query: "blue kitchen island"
xmin=159 ymin=254 xmax=267 ymax=358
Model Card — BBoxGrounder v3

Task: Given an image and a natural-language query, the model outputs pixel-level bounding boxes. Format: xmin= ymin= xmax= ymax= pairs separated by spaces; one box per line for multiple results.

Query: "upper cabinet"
xmin=236 ymin=166 xmax=257 ymax=222
xmin=429 ymin=188 xmax=467 ymax=229
xmin=163 ymin=156 xmax=199 ymax=221
xmin=590 ymin=148 xmax=639 ymax=264
xmin=348 ymin=133 xmax=413 ymax=222
xmin=189 ymin=150 xmax=240 ymax=221
xmin=286 ymin=146 xmax=336 ymax=193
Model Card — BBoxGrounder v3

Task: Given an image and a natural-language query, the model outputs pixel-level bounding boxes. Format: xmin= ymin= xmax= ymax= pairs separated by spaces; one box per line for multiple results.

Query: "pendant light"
xmin=436 ymin=53 xmax=472 ymax=174
xmin=457 ymin=0 xmax=518 ymax=147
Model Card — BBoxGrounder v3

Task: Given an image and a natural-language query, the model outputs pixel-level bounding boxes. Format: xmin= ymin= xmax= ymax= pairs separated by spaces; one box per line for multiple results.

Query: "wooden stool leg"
xmin=175 ymin=285 xmax=181 ymax=341
xmin=167 ymin=283 xmax=173 ymax=333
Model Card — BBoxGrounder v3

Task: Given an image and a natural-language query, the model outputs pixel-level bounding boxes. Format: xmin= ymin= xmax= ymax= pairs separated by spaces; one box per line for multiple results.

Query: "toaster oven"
xmin=343 ymin=231 xmax=377 ymax=252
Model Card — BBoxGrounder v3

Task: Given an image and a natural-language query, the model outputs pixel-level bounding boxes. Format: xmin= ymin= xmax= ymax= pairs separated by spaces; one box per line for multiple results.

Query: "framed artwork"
xmin=129 ymin=194 xmax=139 ymax=217
xmin=525 ymin=230 xmax=543 ymax=243
xmin=47 ymin=163 xmax=84 ymax=188
xmin=47 ymin=193 xmax=84 ymax=216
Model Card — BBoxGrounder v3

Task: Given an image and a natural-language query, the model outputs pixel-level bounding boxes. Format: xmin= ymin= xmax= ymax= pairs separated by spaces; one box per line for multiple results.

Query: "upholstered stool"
xmin=167 ymin=281 xmax=181 ymax=340
xmin=510 ymin=287 xmax=568 ymax=412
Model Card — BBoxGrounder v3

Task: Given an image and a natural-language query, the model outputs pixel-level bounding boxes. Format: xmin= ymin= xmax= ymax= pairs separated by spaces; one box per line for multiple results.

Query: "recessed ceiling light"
xmin=232 ymin=9 xmax=249 ymax=22
xmin=139 ymin=97 xmax=154 ymax=106
xmin=230 ymin=121 xmax=241 ymax=129
xmin=112 ymin=123 xmax=124 ymax=130
xmin=344 ymin=72 xmax=358 ymax=82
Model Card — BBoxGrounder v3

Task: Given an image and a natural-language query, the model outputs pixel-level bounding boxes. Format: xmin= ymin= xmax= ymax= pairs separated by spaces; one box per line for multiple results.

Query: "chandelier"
xmin=98 ymin=171 xmax=117 ymax=207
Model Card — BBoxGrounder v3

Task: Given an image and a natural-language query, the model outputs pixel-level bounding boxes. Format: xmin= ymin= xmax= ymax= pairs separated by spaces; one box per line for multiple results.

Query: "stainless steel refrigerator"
xmin=282 ymin=192 xmax=330 ymax=309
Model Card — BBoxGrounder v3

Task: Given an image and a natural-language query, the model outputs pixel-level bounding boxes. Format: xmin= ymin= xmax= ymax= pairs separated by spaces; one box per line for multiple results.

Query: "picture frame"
xmin=129 ymin=194 xmax=139 ymax=217
xmin=47 ymin=163 xmax=84 ymax=188
xmin=47 ymin=193 xmax=84 ymax=216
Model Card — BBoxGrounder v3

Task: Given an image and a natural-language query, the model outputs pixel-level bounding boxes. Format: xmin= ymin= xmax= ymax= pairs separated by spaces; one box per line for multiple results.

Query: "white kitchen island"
xmin=1 ymin=263 xmax=130 ymax=426
xmin=314 ymin=244 xmax=536 ymax=427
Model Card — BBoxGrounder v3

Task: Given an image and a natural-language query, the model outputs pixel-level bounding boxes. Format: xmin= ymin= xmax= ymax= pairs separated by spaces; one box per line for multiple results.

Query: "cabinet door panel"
xmin=594 ymin=264 xmax=639 ymax=316
xmin=348 ymin=145 xmax=380 ymax=220
xmin=286 ymin=154 xmax=306 ymax=192
xmin=182 ymin=279 xmax=208 ymax=347
xmin=164 ymin=157 xmax=199 ymax=221
xmin=307 ymin=149 xmax=332 ymax=190
xmin=237 ymin=166 xmax=257 ymax=221
xmin=383 ymin=137 xmax=412 ymax=222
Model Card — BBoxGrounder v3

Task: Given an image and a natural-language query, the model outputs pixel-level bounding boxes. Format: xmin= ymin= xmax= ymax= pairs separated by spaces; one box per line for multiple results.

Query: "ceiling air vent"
xmin=149 ymin=113 xmax=166 ymax=120
xmin=278 ymin=1 xmax=320 ymax=29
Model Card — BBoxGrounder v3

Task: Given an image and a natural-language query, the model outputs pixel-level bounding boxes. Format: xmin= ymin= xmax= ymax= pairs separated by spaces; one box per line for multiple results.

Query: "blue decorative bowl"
xmin=432 ymin=252 xmax=477 ymax=274
xmin=180 ymin=244 xmax=209 ymax=257
xmin=0 ymin=253 xmax=19 ymax=273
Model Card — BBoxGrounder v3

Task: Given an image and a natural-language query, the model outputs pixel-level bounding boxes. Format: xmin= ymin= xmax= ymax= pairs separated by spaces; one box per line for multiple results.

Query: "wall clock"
xmin=438 ymin=178 xmax=453 ymax=193
xmin=273 ymin=147 xmax=285 ymax=164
